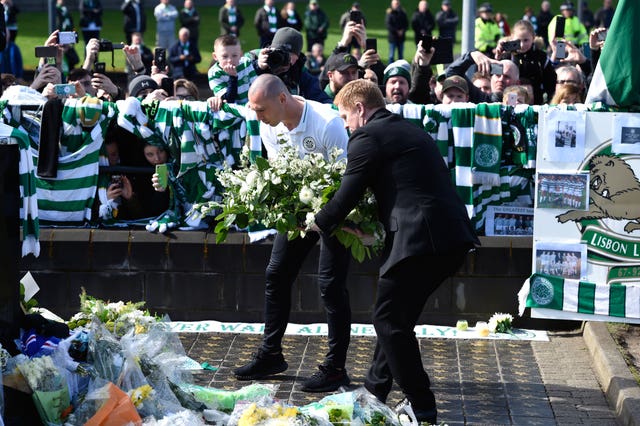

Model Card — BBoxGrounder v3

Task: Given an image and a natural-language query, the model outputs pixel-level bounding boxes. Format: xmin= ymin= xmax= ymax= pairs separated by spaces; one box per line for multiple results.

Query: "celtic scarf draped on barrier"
xmin=6 ymin=97 xmax=546 ymax=257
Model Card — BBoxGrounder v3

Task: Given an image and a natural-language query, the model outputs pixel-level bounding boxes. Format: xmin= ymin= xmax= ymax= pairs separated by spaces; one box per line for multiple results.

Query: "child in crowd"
xmin=495 ymin=19 xmax=556 ymax=104
xmin=207 ymin=34 xmax=257 ymax=109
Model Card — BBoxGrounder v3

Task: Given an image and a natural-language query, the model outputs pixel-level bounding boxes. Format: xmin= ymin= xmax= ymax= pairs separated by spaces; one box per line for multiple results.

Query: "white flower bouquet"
xmin=488 ymin=313 xmax=514 ymax=334
xmin=195 ymin=145 xmax=384 ymax=262
xmin=67 ymin=288 xmax=159 ymax=337
xmin=17 ymin=355 xmax=71 ymax=424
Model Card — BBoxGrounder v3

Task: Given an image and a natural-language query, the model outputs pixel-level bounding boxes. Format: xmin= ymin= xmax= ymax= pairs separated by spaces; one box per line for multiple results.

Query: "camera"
xmin=99 ymin=39 xmax=124 ymax=52
xmin=502 ymin=40 xmax=521 ymax=52
xmin=349 ymin=10 xmax=363 ymax=23
xmin=266 ymin=48 xmax=291 ymax=72
xmin=58 ymin=31 xmax=78 ymax=45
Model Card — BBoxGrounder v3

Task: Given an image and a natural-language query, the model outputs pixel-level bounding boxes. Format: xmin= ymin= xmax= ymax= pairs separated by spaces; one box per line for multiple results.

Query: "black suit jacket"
xmin=168 ymin=41 xmax=201 ymax=79
xmin=315 ymin=108 xmax=479 ymax=276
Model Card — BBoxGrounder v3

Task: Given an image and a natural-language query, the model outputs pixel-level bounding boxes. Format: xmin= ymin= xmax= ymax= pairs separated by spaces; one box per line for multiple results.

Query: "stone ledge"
xmin=25 ymin=228 xmax=532 ymax=248
xmin=583 ymin=321 xmax=640 ymax=426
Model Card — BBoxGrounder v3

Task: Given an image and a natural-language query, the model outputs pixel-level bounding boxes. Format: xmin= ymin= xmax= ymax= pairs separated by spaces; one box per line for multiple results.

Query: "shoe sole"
xmin=300 ymin=378 xmax=351 ymax=393
xmin=233 ymin=362 xmax=288 ymax=380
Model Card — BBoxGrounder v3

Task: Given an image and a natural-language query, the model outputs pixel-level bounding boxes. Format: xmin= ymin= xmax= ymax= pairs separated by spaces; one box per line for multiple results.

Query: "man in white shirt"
xmin=234 ymin=74 xmax=352 ymax=393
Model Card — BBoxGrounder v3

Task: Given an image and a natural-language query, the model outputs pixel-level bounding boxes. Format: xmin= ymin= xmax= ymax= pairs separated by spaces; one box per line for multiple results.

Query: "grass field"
xmin=13 ymin=0 xmax=608 ymax=74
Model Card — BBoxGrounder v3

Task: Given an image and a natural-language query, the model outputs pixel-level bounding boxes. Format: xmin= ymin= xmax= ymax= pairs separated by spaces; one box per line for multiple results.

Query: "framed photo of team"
xmin=535 ymin=171 xmax=590 ymax=210
xmin=485 ymin=206 xmax=534 ymax=236
xmin=533 ymin=241 xmax=588 ymax=280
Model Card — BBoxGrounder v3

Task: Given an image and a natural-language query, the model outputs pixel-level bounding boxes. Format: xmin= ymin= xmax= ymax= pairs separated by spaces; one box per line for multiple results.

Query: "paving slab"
xmin=178 ymin=328 xmax=624 ymax=425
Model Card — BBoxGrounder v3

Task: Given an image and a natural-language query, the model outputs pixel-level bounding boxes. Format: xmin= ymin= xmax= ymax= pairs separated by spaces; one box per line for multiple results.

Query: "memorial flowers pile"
xmin=194 ymin=145 xmax=385 ymax=262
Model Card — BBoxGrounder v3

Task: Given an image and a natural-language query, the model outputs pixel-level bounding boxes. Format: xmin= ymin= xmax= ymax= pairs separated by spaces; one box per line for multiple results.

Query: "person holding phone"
xmin=338 ymin=2 xmax=366 ymax=56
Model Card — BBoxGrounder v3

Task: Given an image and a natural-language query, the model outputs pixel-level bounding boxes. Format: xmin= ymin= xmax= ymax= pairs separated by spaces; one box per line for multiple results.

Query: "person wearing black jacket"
xmin=385 ymin=0 xmax=409 ymax=63
xmin=179 ymin=0 xmax=200 ymax=48
xmin=411 ymin=0 xmax=435 ymax=45
xmin=122 ymin=0 xmax=147 ymax=45
xmin=312 ymin=79 xmax=479 ymax=425
xmin=79 ymin=0 xmax=103 ymax=44
xmin=536 ymin=0 xmax=553 ymax=47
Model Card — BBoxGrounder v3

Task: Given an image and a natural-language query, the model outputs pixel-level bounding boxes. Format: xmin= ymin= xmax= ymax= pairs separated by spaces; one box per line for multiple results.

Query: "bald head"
xmin=249 ymin=74 xmax=289 ymax=101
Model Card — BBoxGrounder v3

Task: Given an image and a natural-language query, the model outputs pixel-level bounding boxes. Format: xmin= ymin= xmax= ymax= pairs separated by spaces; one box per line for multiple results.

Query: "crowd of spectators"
xmin=0 ymin=0 xmax=618 ymax=228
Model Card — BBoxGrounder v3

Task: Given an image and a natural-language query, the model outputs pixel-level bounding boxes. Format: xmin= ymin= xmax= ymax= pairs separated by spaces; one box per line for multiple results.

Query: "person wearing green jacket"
xmin=304 ymin=0 xmax=329 ymax=53
xmin=474 ymin=3 xmax=502 ymax=58
xmin=547 ymin=1 xmax=588 ymax=46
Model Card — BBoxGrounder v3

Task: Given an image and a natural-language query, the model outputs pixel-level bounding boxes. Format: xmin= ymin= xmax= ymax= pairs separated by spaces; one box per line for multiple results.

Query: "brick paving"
xmin=178 ymin=328 xmax=620 ymax=425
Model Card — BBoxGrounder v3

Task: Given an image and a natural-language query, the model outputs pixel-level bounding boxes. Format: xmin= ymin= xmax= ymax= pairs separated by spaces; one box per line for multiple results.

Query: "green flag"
xmin=585 ymin=0 xmax=640 ymax=107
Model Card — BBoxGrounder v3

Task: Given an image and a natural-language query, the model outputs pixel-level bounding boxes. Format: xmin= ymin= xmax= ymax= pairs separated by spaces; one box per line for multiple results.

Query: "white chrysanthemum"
xmin=488 ymin=312 xmax=513 ymax=333
xmin=245 ymin=170 xmax=259 ymax=187
xmin=299 ymin=186 xmax=314 ymax=204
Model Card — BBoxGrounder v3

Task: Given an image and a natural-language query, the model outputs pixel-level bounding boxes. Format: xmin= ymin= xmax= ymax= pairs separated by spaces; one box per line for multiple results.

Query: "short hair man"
xmin=311 ymin=79 xmax=479 ymax=424
xmin=440 ymin=75 xmax=469 ymax=104
xmin=234 ymin=74 xmax=352 ymax=393
xmin=324 ymin=52 xmax=360 ymax=99
xmin=383 ymin=59 xmax=411 ymax=104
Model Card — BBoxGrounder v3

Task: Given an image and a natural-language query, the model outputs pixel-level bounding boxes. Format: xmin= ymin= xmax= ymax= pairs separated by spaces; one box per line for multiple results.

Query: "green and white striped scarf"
xmin=34 ymin=98 xmax=114 ymax=225
xmin=222 ymin=103 xmax=262 ymax=162
xmin=521 ymin=273 xmax=640 ymax=319
xmin=1 ymin=124 xmax=40 ymax=257
xmin=267 ymin=6 xmax=278 ymax=33
xmin=207 ymin=56 xmax=257 ymax=105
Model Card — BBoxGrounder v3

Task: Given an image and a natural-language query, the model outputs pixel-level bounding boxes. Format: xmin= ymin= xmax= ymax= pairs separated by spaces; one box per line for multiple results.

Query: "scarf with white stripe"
xmin=520 ymin=273 xmax=640 ymax=319
xmin=266 ymin=6 xmax=278 ymax=33
xmin=207 ymin=56 xmax=257 ymax=105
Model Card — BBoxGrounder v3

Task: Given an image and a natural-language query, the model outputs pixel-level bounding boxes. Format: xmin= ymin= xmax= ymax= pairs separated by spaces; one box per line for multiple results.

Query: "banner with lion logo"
xmin=519 ymin=108 xmax=640 ymax=324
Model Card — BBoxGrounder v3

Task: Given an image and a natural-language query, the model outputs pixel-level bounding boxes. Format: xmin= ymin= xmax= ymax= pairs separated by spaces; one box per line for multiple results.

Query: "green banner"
xmin=582 ymin=225 xmax=640 ymax=263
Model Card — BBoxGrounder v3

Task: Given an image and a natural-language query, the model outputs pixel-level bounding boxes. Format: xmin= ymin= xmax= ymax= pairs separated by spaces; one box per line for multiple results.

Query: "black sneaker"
xmin=394 ymin=398 xmax=437 ymax=425
xmin=233 ymin=349 xmax=288 ymax=380
xmin=301 ymin=364 xmax=351 ymax=392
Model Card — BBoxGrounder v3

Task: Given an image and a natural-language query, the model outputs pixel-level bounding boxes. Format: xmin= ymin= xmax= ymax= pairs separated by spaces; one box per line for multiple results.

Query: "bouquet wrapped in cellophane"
xmin=193 ymin=145 xmax=384 ymax=262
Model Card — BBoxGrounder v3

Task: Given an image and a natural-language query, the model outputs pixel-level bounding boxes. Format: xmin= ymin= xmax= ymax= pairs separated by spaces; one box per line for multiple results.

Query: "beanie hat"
xmin=478 ymin=2 xmax=493 ymax=13
xmin=270 ymin=27 xmax=303 ymax=56
xmin=383 ymin=60 xmax=411 ymax=88
xmin=441 ymin=75 xmax=469 ymax=94
xmin=128 ymin=75 xmax=158 ymax=97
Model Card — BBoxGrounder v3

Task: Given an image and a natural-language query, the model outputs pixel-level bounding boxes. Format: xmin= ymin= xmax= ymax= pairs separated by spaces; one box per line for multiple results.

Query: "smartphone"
xmin=555 ymin=16 xmax=566 ymax=39
xmin=156 ymin=164 xmax=168 ymax=189
xmin=57 ymin=31 xmax=78 ymax=45
xmin=502 ymin=40 xmax=521 ymax=52
xmin=110 ymin=175 xmax=123 ymax=189
xmin=507 ymin=92 xmax=518 ymax=107
xmin=597 ymin=30 xmax=607 ymax=41
xmin=34 ymin=46 xmax=58 ymax=58
xmin=420 ymin=34 xmax=433 ymax=51
xmin=154 ymin=48 xmax=167 ymax=70
xmin=54 ymin=83 xmax=76 ymax=96
xmin=430 ymin=37 xmax=454 ymax=64
xmin=93 ymin=61 xmax=106 ymax=74
xmin=349 ymin=10 xmax=363 ymax=23
xmin=160 ymin=77 xmax=174 ymax=96
xmin=490 ymin=62 xmax=504 ymax=75
xmin=365 ymin=38 xmax=377 ymax=51
xmin=556 ymin=40 xmax=567 ymax=59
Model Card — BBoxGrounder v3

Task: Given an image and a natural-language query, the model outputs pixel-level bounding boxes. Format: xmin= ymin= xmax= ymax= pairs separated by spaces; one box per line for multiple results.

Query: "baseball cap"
xmin=441 ymin=75 xmax=469 ymax=94
xmin=383 ymin=59 xmax=412 ymax=87
xmin=128 ymin=75 xmax=158 ymax=97
xmin=270 ymin=27 xmax=303 ymax=56
xmin=325 ymin=52 xmax=360 ymax=72
xmin=560 ymin=1 xmax=574 ymax=10
xmin=478 ymin=2 xmax=493 ymax=13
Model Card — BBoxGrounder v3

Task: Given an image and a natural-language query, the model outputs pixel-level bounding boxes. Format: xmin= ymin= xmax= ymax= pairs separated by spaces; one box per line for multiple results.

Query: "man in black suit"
xmin=312 ymin=79 xmax=479 ymax=424
xmin=122 ymin=0 xmax=146 ymax=45
xmin=168 ymin=27 xmax=201 ymax=79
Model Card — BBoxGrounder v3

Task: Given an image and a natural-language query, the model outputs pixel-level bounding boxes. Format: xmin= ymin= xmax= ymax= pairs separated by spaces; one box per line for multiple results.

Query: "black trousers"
xmin=365 ymin=249 xmax=469 ymax=409
xmin=261 ymin=231 xmax=351 ymax=368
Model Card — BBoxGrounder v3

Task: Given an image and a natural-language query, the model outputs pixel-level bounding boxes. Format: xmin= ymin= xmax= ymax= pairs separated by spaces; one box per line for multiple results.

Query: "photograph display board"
xmin=524 ymin=108 xmax=640 ymax=323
